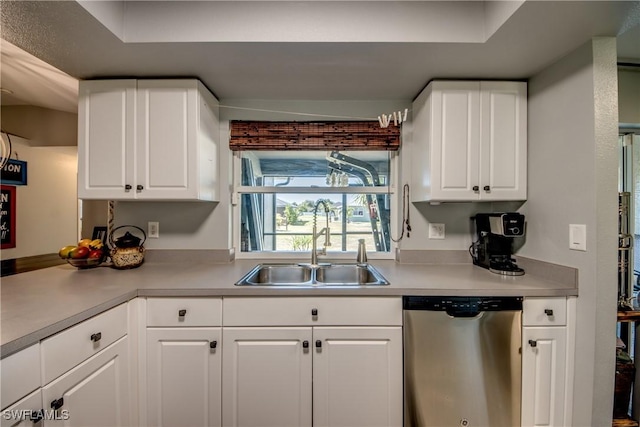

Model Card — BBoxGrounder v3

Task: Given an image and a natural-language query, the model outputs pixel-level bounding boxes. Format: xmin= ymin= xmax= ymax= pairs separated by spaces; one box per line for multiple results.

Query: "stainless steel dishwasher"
xmin=403 ymin=296 xmax=523 ymax=427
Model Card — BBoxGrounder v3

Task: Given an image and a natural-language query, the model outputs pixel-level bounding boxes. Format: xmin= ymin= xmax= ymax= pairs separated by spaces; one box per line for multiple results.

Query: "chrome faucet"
xmin=311 ymin=199 xmax=331 ymax=266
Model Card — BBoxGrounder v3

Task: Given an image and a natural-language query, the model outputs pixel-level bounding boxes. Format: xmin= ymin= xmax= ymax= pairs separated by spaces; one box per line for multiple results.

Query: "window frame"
xmin=231 ymin=151 xmax=398 ymax=260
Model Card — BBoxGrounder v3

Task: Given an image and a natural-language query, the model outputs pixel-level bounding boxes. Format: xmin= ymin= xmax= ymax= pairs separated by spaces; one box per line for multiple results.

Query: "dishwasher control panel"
xmin=403 ymin=296 xmax=523 ymax=317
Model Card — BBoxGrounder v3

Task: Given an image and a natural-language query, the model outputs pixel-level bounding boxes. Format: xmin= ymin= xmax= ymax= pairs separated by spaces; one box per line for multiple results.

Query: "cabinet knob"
xmin=209 ymin=340 xmax=217 ymax=349
xmin=137 ymin=185 xmax=144 ymax=191
xmin=178 ymin=309 xmax=187 ymax=317
xmin=302 ymin=340 xmax=309 ymax=349
xmin=528 ymin=339 xmax=537 ymax=348
xmin=483 ymin=186 xmax=490 ymax=192
xmin=51 ymin=398 xmax=64 ymax=410
xmin=90 ymin=332 xmax=102 ymax=342
xmin=544 ymin=309 xmax=554 ymax=316
xmin=315 ymin=340 xmax=322 ymax=348
xmin=472 ymin=186 xmax=479 ymax=192
xmin=30 ymin=410 xmax=44 ymax=423
xmin=125 ymin=184 xmax=132 ymax=191
xmin=311 ymin=308 xmax=318 ymax=316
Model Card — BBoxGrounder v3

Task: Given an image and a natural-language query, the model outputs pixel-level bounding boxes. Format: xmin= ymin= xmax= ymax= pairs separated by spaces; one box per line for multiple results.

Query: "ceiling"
xmin=1 ymin=0 xmax=639 ymax=115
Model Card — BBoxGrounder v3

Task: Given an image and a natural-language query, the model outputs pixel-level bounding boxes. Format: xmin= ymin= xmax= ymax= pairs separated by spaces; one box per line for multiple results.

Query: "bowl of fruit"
xmin=59 ymin=238 xmax=108 ymax=269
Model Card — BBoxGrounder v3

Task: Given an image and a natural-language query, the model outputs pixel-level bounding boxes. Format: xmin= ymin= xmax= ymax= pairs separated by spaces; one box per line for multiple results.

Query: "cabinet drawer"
xmin=41 ymin=303 xmax=127 ymax=384
xmin=523 ymin=297 xmax=567 ymax=326
xmin=223 ymin=297 xmax=402 ymax=326
xmin=147 ymin=297 xmax=222 ymax=326
xmin=0 ymin=388 xmax=42 ymax=427
xmin=0 ymin=344 xmax=40 ymax=410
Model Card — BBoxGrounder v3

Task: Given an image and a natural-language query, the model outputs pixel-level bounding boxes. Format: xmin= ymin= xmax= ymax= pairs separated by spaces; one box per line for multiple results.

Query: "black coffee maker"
xmin=471 ymin=213 xmax=526 ymax=276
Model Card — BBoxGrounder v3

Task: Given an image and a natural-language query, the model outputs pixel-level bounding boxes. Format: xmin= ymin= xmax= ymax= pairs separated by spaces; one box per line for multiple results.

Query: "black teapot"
xmin=109 ymin=225 xmax=146 ymax=269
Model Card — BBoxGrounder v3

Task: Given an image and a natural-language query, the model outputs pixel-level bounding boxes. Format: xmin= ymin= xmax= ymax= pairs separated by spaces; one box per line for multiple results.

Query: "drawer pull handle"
xmin=90 ymin=332 xmax=102 ymax=342
xmin=544 ymin=309 xmax=554 ymax=316
xmin=137 ymin=185 xmax=144 ymax=191
xmin=528 ymin=339 xmax=537 ymax=348
xmin=51 ymin=398 xmax=64 ymax=410
xmin=484 ymin=185 xmax=490 ymax=192
xmin=125 ymin=184 xmax=132 ymax=191
xmin=302 ymin=340 xmax=309 ymax=349
xmin=315 ymin=340 xmax=322 ymax=348
xmin=472 ymin=185 xmax=479 ymax=192
xmin=209 ymin=340 xmax=217 ymax=349
xmin=30 ymin=409 xmax=44 ymax=422
xmin=178 ymin=309 xmax=187 ymax=317
xmin=311 ymin=308 xmax=318 ymax=316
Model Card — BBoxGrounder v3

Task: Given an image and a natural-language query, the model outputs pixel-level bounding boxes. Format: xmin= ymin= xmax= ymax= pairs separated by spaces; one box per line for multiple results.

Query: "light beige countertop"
xmin=1 ymin=258 xmax=577 ymax=357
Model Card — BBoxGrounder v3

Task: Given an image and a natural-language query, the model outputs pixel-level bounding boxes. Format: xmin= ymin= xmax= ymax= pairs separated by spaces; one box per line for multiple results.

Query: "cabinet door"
xmin=222 ymin=327 xmax=312 ymax=427
xmin=521 ymin=327 xmax=567 ymax=427
xmin=479 ymin=81 xmax=527 ymax=200
xmin=42 ymin=336 xmax=130 ymax=427
xmin=313 ymin=327 xmax=403 ymax=427
xmin=430 ymin=81 xmax=481 ymax=201
xmin=1 ymin=389 xmax=42 ymax=427
xmin=146 ymin=328 xmax=221 ymax=427
xmin=136 ymin=80 xmax=198 ymax=199
xmin=78 ymin=80 xmax=137 ymax=200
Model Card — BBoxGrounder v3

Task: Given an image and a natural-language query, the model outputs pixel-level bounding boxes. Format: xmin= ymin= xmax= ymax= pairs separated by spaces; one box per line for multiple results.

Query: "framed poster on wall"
xmin=1 ymin=185 xmax=16 ymax=249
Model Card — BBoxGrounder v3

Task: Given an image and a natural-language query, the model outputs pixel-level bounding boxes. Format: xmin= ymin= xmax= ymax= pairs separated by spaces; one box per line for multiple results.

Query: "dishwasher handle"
xmin=445 ymin=308 xmax=482 ymax=318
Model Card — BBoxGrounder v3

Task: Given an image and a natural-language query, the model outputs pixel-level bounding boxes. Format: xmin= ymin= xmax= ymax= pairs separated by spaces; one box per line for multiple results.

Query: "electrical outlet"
xmin=148 ymin=221 xmax=159 ymax=238
xmin=429 ymin=223 xmax=445 ymax=239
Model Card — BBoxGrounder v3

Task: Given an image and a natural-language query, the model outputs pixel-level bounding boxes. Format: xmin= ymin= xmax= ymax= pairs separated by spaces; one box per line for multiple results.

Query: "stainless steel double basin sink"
xmin=235 ymin=263 xmax=389 ymax=287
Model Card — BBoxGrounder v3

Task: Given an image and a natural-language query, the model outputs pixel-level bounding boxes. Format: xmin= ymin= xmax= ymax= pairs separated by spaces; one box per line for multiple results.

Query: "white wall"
xmin=0 ymin=137 xmax=78 ymax=260
xmin=1 ymin=106 xmax=78 ymax=146
xmin=519 ymin=38 xmax=619 ymax=426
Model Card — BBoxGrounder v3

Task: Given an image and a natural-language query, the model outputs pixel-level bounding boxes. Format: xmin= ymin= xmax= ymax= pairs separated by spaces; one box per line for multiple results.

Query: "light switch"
xmin=569 ymin=224 xmax=586 ymax=251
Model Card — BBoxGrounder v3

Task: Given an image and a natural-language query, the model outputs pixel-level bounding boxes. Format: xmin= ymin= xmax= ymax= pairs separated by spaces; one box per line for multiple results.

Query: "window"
xmin=234 ymin=150 xmax=394 ymax=256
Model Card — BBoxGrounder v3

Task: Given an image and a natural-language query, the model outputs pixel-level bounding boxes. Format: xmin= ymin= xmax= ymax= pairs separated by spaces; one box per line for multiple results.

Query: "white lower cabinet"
xmin=312 ymin=327 xmax=403 ymax=427
xmin=143 ymin=297 xmax=223 ymax=427
xmin=146 ymin=328 xmax=222 ymax=427
xmin=41 ymin=336 xmax=130 ymax=427
xmin=222 ymin=297 xmax=403 ymax=427
xmin=0 ymin=343 xmax=41 ymax=420
xmin=222 ymin=327 xmax=312 ymax=427
xmin=1 ymin=294 xmax=578 ymax=427
xmin=521 ymin=297 xmax=569 ymax=427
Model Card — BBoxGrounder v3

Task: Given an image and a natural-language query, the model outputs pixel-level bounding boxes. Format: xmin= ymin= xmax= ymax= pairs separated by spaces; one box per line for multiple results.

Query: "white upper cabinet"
xmin=78 ymin=79 xmax=219 ymax=201
xmin=411 ymin=80 xmax=527 ymax=202
xmin=78 ymin=80 xmax=137 ymax=200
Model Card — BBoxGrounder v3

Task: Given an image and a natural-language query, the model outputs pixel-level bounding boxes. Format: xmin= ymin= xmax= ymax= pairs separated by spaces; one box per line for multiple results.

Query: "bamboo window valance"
xmin=229 ymin=121 xmax=401 ymax=151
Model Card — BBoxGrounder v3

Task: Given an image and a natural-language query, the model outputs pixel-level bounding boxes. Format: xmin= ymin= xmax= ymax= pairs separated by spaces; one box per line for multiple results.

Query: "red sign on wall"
xmin=1 ymin=185 xmax=16 ymax=249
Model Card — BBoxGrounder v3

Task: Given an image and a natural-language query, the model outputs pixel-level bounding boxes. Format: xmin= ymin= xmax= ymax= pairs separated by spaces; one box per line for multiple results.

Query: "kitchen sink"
xmin=315 ymin=264 xmax=388 ymax=285
xmin=238 ymin=264 xmax=313 ymax=286
xmin=235 ymin=263 xmax=389 ymax=286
